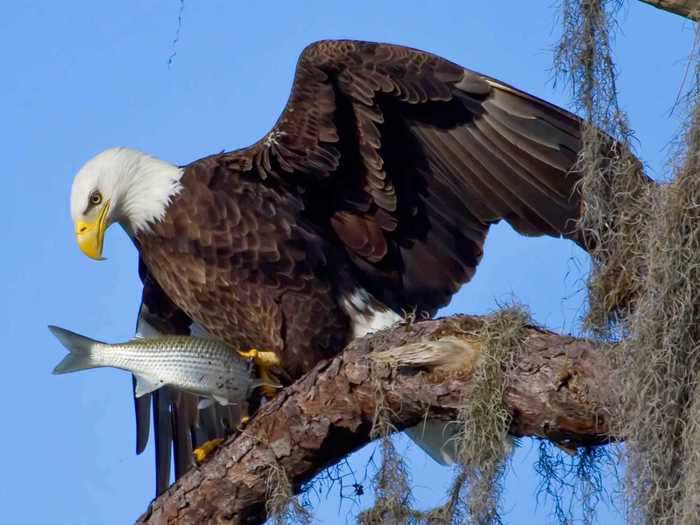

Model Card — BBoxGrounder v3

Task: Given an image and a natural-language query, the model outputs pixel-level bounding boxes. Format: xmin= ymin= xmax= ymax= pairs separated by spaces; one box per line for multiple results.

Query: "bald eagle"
xmin=71 ymin=40 xmax=590 ymax=493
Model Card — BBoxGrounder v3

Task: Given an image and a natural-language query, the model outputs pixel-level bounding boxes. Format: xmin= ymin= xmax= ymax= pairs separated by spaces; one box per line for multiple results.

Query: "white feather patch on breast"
xmin=340 ymin=288 xmax=402 ymax=339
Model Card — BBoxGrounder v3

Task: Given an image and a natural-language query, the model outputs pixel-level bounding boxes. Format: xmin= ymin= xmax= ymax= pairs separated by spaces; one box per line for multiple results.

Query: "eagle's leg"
xmin=192 ymin=416 xmax=251 ymax=464
xmin=238 ymin=348 xmax=281 ymax=398
xmin=193 ymin=438 xmax=224 ymax=464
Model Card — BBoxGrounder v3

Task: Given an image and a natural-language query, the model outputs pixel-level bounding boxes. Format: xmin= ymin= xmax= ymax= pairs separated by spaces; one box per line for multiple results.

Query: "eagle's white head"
xmin=70 ymin=148 xmax=183 ymax=259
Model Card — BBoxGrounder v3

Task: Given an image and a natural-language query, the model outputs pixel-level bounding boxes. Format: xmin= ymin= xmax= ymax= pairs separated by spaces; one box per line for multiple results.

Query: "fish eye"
xmin=89 ymin=191 xmax=102 ymax=206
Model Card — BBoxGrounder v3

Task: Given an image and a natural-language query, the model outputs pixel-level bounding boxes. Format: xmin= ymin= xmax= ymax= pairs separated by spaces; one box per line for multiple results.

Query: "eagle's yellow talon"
xmin=259 ymin=373 xmax=279 ymax=398
xmin=237 ymin=348 xmax=257 ymax=360
xmin=238 ymin=348 xmax=281 ymax=399
xmin=238 ymin=348 xmax=281 ymax=368
xmin=193 ymin=438 xmax=224 ymax=464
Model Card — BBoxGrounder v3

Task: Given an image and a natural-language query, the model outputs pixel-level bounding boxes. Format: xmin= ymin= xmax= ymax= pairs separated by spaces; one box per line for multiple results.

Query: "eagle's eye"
xmin=89 ymin=191 xmax=102 ymax=206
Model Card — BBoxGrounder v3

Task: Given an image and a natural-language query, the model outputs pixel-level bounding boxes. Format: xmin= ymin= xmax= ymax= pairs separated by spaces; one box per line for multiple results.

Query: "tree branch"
xmin=136 ymin=315 xmax=614 ymax=525
xmin=637 ymin=0 xmax=699 ymax=21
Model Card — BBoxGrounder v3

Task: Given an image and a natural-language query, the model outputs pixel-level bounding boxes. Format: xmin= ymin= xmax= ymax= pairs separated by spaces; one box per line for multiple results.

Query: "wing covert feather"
xmin=216 ymin=41 xmax=594 ymax=313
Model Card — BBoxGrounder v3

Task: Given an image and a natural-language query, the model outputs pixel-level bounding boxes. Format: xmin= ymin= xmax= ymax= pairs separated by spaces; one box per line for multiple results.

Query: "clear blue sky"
xmin=1 ymin=1 xmax=694 ymax=523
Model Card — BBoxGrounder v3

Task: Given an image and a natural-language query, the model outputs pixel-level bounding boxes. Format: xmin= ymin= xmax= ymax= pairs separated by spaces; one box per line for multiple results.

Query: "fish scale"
xmin=49 ymin=327 xmax=263 ymax=406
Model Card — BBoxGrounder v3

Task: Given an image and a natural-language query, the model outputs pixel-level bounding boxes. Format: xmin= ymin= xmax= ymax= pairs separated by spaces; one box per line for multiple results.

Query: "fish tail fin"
xmin=49 ymin=325 xmax=101 ymax=374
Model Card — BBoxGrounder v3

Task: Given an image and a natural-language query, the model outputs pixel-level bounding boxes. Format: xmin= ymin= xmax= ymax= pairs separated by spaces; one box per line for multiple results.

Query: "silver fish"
xmin=49 ymin=325 xmax=268 ymax=407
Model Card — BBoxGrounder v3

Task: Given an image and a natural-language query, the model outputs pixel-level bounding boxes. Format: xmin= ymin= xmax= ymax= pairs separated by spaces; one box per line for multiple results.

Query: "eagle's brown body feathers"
xmin=134 ymin=40 xmax=586 ymax=492
xmin=138 ymin=157 xmax=350 ymax=379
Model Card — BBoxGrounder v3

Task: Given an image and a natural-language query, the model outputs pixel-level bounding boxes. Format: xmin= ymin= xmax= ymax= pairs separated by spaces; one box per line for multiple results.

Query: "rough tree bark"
xmin=136 ymin=315 xmax=615 ymax=525
xmin=638 ymin=0 xmax=699 ymax=20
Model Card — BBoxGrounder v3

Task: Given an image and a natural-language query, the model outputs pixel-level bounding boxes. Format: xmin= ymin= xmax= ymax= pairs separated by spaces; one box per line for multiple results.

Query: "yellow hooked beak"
xmin=75 ymin=201 xmax=110 ymax=260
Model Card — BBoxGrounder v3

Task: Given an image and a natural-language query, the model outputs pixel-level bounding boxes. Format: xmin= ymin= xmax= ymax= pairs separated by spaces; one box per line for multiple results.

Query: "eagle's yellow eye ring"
xmin=90 ymin=191 xmax=102 ymax=206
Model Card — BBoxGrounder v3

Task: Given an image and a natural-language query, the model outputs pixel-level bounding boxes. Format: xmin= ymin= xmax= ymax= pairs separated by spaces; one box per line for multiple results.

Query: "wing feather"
xmin=200 ymin=40 xmax=633 ymax=313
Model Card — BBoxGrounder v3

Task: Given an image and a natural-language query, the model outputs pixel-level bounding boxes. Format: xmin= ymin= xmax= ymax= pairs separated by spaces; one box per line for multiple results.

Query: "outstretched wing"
xmin=135 ymin=259 xmax=244 ymax=495
xmin=223 ymin=40 xmax=585 ymax=314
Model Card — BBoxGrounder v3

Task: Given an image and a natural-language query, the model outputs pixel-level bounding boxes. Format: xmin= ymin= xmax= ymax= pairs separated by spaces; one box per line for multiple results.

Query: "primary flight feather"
xmin=69 ymin=40 xmax=594 ymax=492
